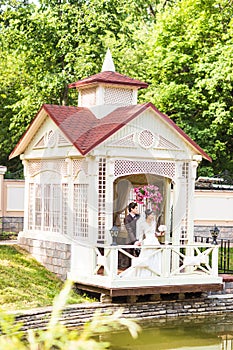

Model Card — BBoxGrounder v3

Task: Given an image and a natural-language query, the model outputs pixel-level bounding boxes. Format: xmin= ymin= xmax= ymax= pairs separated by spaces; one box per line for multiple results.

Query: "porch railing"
xmin=70 ymin=242 xmax=220 ymax=286
xmin=195 ymin=236 xmax=233 ymax=274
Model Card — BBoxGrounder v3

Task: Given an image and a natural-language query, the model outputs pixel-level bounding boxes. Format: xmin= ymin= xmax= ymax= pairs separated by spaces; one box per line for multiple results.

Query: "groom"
xmin=124 ymin=202 xmax=140 ymax=259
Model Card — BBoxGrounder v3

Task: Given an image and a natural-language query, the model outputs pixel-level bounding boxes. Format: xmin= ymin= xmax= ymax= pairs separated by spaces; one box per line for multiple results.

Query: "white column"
xmin=65 ymin=158 xmax=73 ymax=239
xmin=105 ymin=156 xmax=115 ymax=245
xmin=172 ymin=161 xmax=186 ymax=245
xmin=164 ymin=178 xmax=171 ymax=242
xmin=187 ymin=160 xmax=198 ymax=242
xmin=87 ymin=157 xmax=99 ymax=244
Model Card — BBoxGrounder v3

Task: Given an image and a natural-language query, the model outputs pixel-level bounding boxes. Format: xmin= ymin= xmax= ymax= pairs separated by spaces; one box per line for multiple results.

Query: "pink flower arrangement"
xmin=134 ymin=184 xmax=163 ymax=211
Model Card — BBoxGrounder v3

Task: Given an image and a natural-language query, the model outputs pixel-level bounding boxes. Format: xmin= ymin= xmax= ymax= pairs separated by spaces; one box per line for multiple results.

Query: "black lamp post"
xmin=110 ymin=225 xmax=119 ymax=246
xmin=210 ymin=225 xmax=220 ymax=245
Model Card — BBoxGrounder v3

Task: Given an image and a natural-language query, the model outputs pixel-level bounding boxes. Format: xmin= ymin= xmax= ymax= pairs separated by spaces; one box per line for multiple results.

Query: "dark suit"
xmin=118 ymin=213 xmax=140 ymax=268
xmin=124 ymin=213 xmax=140 ymax=244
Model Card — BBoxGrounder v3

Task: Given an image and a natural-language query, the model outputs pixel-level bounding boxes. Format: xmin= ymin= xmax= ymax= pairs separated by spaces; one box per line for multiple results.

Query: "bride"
xmin=121 ymin=209 xmax=163 ymax=278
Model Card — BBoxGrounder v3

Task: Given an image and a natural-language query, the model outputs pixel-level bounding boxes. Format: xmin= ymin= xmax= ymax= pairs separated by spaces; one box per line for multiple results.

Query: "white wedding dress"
xmin=120 ymin=220 xmax=162 ymax=278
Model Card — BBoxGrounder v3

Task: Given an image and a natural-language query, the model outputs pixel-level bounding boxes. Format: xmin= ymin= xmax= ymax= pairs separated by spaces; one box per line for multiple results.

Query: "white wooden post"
xmin=21 ymin=159 xmax=29 ymax=231
xmin=66 ymin=158 xmax=73 ymax=239
xmin=108 ymin=247 xmax=118 ymax=278
xmin=87 ymin=157 xmax=99 ymax=244
xmin=187 ymin=160 xmax=198 ymax=243
xmin=162 ymin=245 xmax=171 ymax=277
xmin=212 ymin=246 xmax=219 ymax=276
xmin=172 ymin=161 xmax=185 ymax=270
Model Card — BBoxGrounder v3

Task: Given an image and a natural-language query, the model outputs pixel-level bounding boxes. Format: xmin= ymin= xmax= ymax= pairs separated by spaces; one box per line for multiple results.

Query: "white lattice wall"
xmin=62 ymin=184 xmax=68 ymax=235
xmin=28 ymin=183 xmax=66 ymax=233
xmin=28 ymin=160 xmax=68 ymax=178
xmin=73 ymin=184 xmax=88 ymax=239
xmin=72 ymin=159 xmax=88 ymax=179
xmin=104 ymin=87 xmax=133 ymax=105
xmin=98 ymin=158 xmax=106 ymax=242
xmin=80 ymin=87 xmax=96 ymax=107
xmin=114 ymin=160 xmax=176 ymax=180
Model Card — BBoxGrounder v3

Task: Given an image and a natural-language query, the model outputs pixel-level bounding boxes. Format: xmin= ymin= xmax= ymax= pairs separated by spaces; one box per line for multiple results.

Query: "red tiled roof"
xmin=44 ymin=103 xmax=211 ymax=161
xmin=68 ymin=71 xmax=149 ymax=89
xmin=44 ymin=104 xmax=147 ymax=155
xmin=9 ymin=102 xmax=211 ymax=162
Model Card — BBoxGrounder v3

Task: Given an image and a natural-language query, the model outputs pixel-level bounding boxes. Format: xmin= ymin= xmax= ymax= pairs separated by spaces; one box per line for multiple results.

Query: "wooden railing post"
xmin=212 ymin=246 xmax=219 ymax=276
xmin=109 ymin=246 xmax=118 ymax=278
xmin=162 ymin=244 xmax=171 ymax=277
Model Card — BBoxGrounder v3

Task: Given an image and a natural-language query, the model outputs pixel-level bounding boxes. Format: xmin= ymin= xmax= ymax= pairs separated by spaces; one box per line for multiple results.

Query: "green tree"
xmin=1 ymin=0 xmax=233 ymax=176
xmin=134 ymin=0 xmax=233 ymax=175
xmin=1 ymin=0 xmax=160 ymax=175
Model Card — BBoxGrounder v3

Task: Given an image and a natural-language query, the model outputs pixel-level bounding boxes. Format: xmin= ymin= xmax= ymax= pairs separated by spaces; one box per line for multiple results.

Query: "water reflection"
xmin=107 ymin=314 xmax=233 ymax=350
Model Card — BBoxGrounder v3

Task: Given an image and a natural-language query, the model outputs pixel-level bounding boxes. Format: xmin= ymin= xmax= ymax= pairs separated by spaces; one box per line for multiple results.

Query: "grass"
xmin=0 ymin=231 xmax=18 ymax=240
xmin=0 ymin=244 xmax=94 ymax=311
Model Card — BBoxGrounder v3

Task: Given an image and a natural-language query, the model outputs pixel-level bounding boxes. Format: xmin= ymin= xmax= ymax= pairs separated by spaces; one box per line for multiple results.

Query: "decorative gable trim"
xmin=33 ymin=135 xmax=45 ymax=149
xmin=33 ymin=130 xmax=71 ymax=150
xmin=157 ymin=135 xmax=180 ymax=150
xmin=107 ymin=131 xmax=180 ymax=151
xmin=107 ymin=133 xmax=135 ymax=148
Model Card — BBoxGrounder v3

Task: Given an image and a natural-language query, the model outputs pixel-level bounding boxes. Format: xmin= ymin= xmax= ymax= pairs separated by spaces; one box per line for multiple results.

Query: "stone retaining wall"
xmin=18 ymin=237 xmax=71 ymax=280
xmin=12 ymin=294 xmax=233 ymax=332
xmin=217 ymin=275 xmax=233 ymax=294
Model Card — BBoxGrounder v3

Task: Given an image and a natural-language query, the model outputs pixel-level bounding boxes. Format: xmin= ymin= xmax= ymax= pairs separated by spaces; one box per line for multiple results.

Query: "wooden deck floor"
xmin=76 ymin=266 xmax=223 ymax=301
xmin=75 ymin=281 xmax=223 ymax=298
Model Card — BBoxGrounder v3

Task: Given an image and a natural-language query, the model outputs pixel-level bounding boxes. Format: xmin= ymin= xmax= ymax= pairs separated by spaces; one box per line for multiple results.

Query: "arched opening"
xmin=113 ymin=173 xmax=172 ymax=245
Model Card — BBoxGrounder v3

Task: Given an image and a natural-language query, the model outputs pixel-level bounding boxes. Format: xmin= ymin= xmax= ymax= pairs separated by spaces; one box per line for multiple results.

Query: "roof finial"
xmin=101 ymin=48 xmax=115 ymax=72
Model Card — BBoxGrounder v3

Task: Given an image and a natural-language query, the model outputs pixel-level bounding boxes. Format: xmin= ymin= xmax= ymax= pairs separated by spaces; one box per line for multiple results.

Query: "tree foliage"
xmin=0 ymin=0 xmax=232 ymax=176
xmin=135 ymin=0 xmax=233 ymax=175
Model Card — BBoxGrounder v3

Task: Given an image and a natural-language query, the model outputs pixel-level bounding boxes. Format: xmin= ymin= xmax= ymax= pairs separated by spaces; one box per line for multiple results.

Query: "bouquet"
xmin=134 ymin=184 xmax=163 ymax=212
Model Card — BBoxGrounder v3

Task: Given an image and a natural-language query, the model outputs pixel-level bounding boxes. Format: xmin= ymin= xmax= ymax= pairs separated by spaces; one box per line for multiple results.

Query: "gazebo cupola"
xmin=68 ymin=49 xmax=148 ymax=118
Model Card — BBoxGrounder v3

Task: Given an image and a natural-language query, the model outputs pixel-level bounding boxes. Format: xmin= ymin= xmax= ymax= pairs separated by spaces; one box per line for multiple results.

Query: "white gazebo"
xmin=10 ymin=50 xmax=222 ymax=301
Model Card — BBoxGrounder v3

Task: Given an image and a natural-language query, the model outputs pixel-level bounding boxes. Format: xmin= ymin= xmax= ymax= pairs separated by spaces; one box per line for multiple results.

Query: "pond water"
xmin=106 ymin=314 xmax=233 ymax=350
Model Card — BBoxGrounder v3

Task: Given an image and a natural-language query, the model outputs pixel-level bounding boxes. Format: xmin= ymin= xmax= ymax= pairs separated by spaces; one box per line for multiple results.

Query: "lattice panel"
xmin=80 ymin=87 xmax=96 ymax=107
xmin=98 ymin=158 xmax=106 ymax=242
xmin=51 ymin=185 xmax=61 ymax=232
xmin=28 ymin=160 xmax=68 ymax=177
xmin=28 ymin=183 xmax=34 ymax=230
xmin=114 ymin=160 xmax=176 ymax=180
xmin=34 ymin=136 xmax=45 ymax=149
xmin=43 ymin=184 xmax=51 ymax=230
xmin=104 ymin=87 xmax=133 ymax=105
xmin=27 ymin=183 xmax=66 ymax=234
xmin=108 ymin=133 xmax=135 ymax=147
xmin=62 ymin=184 xmax=68 ymax=235
xmin=58 ymin=133 xmax=70 ymax=146
xmin=73 ymin=184 xmax=88 ymax=238
xmin=35 ymin=184 xmax=42 ymax=230
xmin=137 ymin=130 xmax=155 ymax=149
xmin=157 ymin=135 xmax=179 ymax=150
xmin=72 ymin=159 xmax=88 ymax=178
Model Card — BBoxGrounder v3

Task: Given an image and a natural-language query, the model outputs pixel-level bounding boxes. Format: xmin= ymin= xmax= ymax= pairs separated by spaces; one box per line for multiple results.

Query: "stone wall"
xmin=12 ymin=294 xmax=233 ymax=331
xmin=194 ymin=225 xmax=233 ymax=241
xmin=18 ymin=236 xmax=71 ymax=281
xmin=0 ymin=216 xmax=24 ymax=233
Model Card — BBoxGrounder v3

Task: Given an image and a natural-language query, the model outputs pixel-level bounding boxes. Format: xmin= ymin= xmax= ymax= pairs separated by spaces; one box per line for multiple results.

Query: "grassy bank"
xmin=0 ymin=244 xmax=93 ymax=311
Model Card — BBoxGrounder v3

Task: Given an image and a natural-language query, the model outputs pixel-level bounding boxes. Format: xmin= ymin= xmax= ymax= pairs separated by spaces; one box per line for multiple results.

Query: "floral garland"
xmin=134 ymin=184 xmax=163 ymax=212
